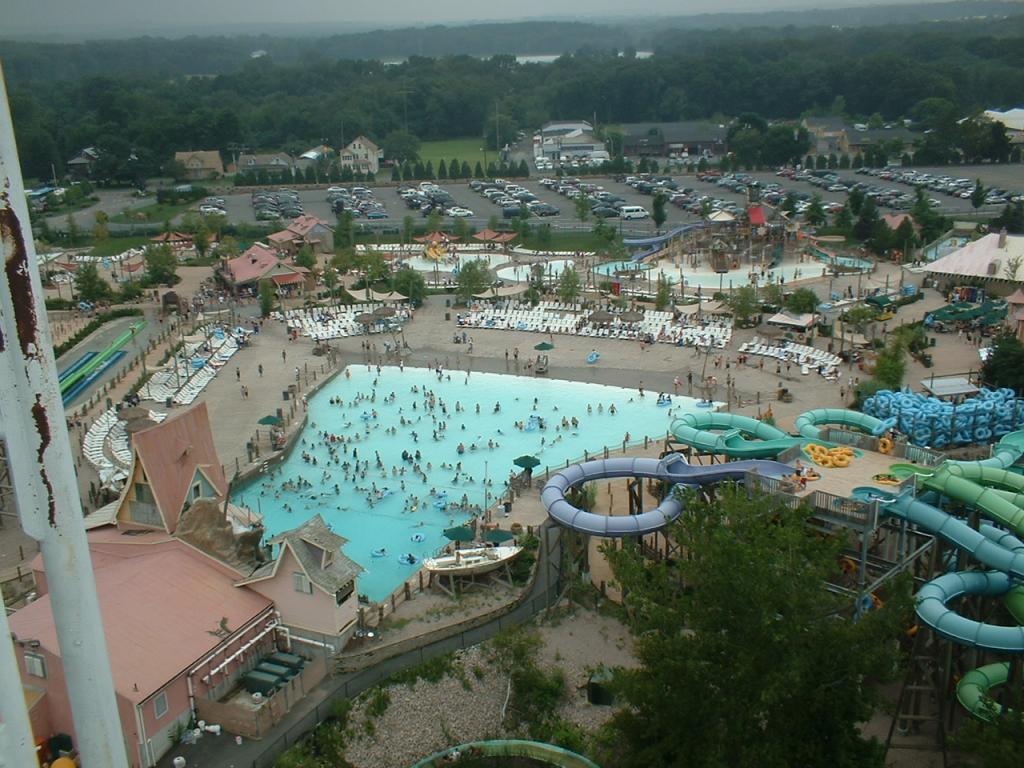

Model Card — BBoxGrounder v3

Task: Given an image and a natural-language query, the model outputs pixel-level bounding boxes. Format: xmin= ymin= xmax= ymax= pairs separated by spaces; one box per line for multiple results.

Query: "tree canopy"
xmin=455 ymin=258 xmax=491 ymax=303
xmin=600 ymin=485 xmax=910 ymax=768
xmin=981 ymin=330 xmax=1024 ymax=393
xmin=784 ymin=287 xmax=819 ymax=314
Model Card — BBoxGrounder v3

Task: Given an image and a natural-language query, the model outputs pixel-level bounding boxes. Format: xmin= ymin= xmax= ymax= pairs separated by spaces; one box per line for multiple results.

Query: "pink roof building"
xmin=10 ymin=533 xmax=274 ymax=767
xmin=925 ymin=231 xmax=1024 ymax=282
xmin=116 ymin=402 xmax=227 ymax=533
xmin=223 ymin=243 xmax=309 ymax=291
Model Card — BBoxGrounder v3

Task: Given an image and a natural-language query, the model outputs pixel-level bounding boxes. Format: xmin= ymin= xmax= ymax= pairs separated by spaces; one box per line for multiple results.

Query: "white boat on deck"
xmin=424 ymin=545 xmax=522 ymax=576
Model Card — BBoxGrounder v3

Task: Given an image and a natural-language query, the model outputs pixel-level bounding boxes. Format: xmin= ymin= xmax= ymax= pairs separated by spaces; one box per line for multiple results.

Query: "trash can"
xmin=445 ymin=298 xmax=451 ymax=307
xmin=165 ymin=397 xmax=173 ymax=408
xmin=445 ymin=312 xmax=450 ymax=321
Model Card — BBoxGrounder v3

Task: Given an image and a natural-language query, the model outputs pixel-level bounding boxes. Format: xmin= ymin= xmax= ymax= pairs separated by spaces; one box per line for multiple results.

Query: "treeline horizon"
xmin=7 ymin=10 xmax=1024 ymax=181
xmin=1 ymin=0 xmax=1022 ymax=81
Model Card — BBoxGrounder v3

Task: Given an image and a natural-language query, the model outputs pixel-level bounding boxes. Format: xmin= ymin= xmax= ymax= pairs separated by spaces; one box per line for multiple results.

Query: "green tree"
xmin=455 ymin=258 xmax=491 ymax=303
xmin=981 ymin=330 xmax=1024 ymax=392
xmin=872 ymin=341 xmax=906 ymax=390
xmin=727 ymin=285 xmax=760 ymax=326
xmin=804 ymin=194 xmax=826 ymax=226
xmin=401 ymin=215 xmax=415 ymax=244
xmin=92 ymin=210 xmax=109 ymax=242
xmin=655 ymin=274 xmax=673 ymax=311
xmin=652 ymin=192 xmax=668 ymax=232
xmin=143 ymin=243 xmax=178 ymax=285
xmin=437 ymin=159 xmax=448 ymax=179
xmin=853 ymin=197 xmax=880 ymax=242
xmin=258 ymin=279 xmax=276 ymax=318
xmin=971 ymin=178 xmax=987 ymax=210
xmin=336 ymin=210 xmax=355 ymax=248
xmin=217 ymin=235 xmax=240 ymax=259
xmin=834 ymin=204 xmax=854 ymax=233
xmin=65 ymin=213 xmax=80 ymax=246
xmin=295 ymin=244 xmax=317 ymax=271
xmin=784 ymin=287 xmax=819 ymax=314
xmin=381 ymin=130 xmax=420 ymax=164
xmin=192 ymin=226 xmax=210 ymax=259
xmin=473 ymin=161 xmax=484 ymax=178
xmin=557 ymin=264 xmax=582 ymax=304
xmin=573 ymin=194 xmax=590 ymax=225
xmin=73 ymin=262 xmax=111 ymax=302
xmin=601 ymin=484 xmax=909 ymax=768
xmin=848 ymin=187 xmax=865 ymax=216
xmin=392 ymin=266 xmax=426 ymax=307
xmin=452 ymin=215 xmax=470 ymax=241
xmin=780 ymin=192 xmax=797 ymax=215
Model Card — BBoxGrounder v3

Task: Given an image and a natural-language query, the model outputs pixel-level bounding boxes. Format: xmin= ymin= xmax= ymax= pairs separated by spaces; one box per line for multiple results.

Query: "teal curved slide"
xmin=794 ymin=408 xmax=885 ymax=441
xmin=861 ymin=429 xmax=1024 ymax=720
xmin=409 ymin=739 xmax=600 ymax=768
xmin=670 ymin=412 xmax=801 ymax=458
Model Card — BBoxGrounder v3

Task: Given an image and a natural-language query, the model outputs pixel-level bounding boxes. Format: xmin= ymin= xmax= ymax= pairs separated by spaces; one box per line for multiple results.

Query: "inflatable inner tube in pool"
xmin=371 ymin=548 xmax=387 ymax=558
xmin=411 ymin=533 xmax=426 ymax=542
xmin=399 ymin=554 xmax=419 ymax=565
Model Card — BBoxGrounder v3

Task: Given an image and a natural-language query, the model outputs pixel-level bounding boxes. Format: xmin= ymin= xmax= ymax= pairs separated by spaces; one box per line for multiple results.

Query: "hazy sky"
xmin=4 ymin=0 xmax=934 ymax=38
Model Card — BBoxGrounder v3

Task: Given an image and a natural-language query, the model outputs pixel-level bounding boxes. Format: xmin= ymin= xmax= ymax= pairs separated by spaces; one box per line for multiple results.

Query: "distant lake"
xmin=516 ymin=51 xmax=653 ymax=64
xmin=382 ymin=51 xmax=654 ymax=66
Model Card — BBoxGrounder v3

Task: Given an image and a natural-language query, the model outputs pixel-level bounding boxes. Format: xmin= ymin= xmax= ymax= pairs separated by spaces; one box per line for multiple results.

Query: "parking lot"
xmin=200 ymin=162 xmax=1014 ymax=235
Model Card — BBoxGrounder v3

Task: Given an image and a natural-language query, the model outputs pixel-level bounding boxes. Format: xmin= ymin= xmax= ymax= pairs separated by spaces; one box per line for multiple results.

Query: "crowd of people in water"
xmin=246 ymin=364 xmax=648 ymax=568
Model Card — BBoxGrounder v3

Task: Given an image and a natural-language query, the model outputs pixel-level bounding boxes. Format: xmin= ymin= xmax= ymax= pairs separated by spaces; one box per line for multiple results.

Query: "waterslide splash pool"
xmin=234 ymin=367 xmax=704 ymax=601
xmin=593 ymin=259 xmax=808 ymax=290
xmin=496 ymin=259 xmax=574 ymax=282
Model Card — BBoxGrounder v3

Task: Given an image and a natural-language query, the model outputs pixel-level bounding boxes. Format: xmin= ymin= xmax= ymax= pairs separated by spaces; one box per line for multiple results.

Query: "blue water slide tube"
xmin=541 ymin=453 xmax=790 ymax=536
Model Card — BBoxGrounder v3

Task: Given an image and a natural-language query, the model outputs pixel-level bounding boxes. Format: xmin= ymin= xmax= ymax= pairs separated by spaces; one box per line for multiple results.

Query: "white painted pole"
xmin=0 ymin=607 xmax=37 ymax=767
xmin=0 ymin=63 xmax=129 ymax=767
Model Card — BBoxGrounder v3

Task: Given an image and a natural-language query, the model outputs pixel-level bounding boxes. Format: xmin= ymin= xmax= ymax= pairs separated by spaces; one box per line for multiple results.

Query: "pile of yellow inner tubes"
xmin=878 ymin=437 xmax=893 ymax=454
xmin=804 ymin=443 xmax=854 ymax=468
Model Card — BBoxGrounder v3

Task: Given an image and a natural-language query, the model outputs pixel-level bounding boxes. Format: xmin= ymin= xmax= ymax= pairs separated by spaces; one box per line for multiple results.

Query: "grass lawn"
xmin=110 ymin=200 xmax=194 ymax=225
xmin=89 ymin=235 xmax=153 ymax=257
xmin=417 ymin=138 xmax=488 ymax=168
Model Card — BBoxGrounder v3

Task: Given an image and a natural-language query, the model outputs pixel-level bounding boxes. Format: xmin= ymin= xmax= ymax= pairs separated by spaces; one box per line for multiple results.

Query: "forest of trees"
xmin=6 ymin=7 xmax=1024 ymax=182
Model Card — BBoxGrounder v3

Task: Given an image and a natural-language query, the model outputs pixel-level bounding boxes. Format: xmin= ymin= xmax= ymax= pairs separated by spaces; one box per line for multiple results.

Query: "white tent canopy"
xmin=767 ymin=311 xmax=816 ymax=329
xmin=708 ymin=210 xmax=736 ymax=223
xmin=924 ymin=233 xmax=1024 ymax=282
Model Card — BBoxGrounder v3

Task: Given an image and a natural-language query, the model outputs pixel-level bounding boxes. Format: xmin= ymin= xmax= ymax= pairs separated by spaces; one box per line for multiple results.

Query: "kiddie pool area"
xmin=233 ymin=366 xmax=707 ymax=601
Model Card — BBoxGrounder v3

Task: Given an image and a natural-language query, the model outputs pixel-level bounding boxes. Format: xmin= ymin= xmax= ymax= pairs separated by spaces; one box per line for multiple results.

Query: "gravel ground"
xmin=342 ymin=608 xmax=635 ymax=767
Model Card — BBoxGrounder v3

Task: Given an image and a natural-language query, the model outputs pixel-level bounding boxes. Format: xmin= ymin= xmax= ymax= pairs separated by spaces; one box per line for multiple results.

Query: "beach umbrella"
xmin=355 ymin=312 xmax=376 ymax=325
xmin=258 ymin=414 xmax=282 ymax=426
xmin=483 ymin=528 xmax=515 ymax=543
xmin=534 ymin=341 xmax=554 ymax=351
xmin=373 ymin=305 xmax=397 ymax=317
xmin=513 ymin=455 xmax=541 ymax=471
xmin=443 ymin=525 xmax=475 ymax=543
xmin=619 ymin=310 xmax=644 ymax=322
xmin=588 ymin=309 xmax=613 ymax=324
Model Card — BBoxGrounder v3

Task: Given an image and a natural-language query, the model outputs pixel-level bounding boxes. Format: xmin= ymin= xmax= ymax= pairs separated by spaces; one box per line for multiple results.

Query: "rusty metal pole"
xmin=0 ymin=64 xmax=128 ymax=766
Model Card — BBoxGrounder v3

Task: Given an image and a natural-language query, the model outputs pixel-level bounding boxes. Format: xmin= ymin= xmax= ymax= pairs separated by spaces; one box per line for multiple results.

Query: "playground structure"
xmin=541 ymin=403 xmax=1024 ymax=753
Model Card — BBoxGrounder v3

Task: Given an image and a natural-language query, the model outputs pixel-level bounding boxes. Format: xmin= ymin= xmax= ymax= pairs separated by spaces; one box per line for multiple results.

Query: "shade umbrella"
xmin=588 ymin=309 xmax=613 ymax=324
xmin=355 ymin=312 xmax=376 ymax=325
xmin=482 ymin=528 xmax=515 ymax=543
xmin=373 ymin=305 xmax=397 ymax=318
xmin=534 ymin=341 xmax=554 ymax=351
xmin=619 ymin=310 xmax=644 ymax=322
xmin=443 ymin=525 xmax=475 ymax=543
xmin=258 ymin=414 xmax=282 ymax=426
xmin=513 ymin=455 xmax=541 ymax=471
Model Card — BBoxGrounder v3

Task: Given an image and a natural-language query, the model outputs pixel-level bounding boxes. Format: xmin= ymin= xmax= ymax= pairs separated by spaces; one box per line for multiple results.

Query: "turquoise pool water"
xmin=808 ymin=246 xmax=872 ymax=272
xmin=923 ymin=236 xmax=967 ymax=262
xmin=495 ymin=259 xmax=574 ymax=282
xmin=234 ymin=367 xmax=703 ymax=601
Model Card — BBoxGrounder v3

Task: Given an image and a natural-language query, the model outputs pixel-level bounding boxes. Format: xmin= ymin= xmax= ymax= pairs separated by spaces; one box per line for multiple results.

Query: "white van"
xmin=620 ymin=205 xmax=649 ymax=220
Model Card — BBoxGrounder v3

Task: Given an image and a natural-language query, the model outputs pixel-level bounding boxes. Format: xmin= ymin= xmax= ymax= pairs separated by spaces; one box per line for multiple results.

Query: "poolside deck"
xmin=791 ymin=447 xmax=902 ymax=500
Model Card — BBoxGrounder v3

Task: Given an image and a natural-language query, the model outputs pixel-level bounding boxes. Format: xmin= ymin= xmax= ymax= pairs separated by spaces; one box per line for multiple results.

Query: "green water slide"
xmin=670 ymin=411 xmax=801 ymax=459
xmin=890 ymin=463 xmax=1024 ymax=536
xmin=59 ymin=320 xmax=146 ymax=395
xmin=794 ymin=407 xmax=885 ymax=441
xmin=409 ymin=740 xmax=600 ymax=768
